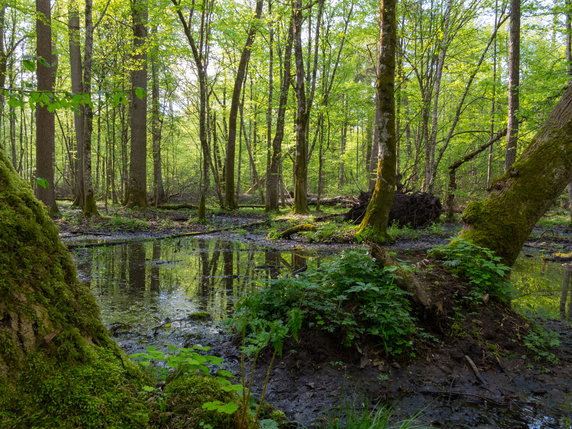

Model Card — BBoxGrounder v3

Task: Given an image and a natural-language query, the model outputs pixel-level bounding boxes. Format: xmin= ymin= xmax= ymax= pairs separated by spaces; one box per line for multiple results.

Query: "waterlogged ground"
xmin=68 ymin=228 xmax=572 ymax=428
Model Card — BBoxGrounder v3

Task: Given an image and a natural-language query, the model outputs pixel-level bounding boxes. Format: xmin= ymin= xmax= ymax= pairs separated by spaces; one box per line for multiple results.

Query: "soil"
xmin=56 ymin=206 xmax=572 ymax=428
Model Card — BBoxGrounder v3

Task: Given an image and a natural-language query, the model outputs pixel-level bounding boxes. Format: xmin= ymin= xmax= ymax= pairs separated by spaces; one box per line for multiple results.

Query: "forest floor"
xmin=55 ymin=202 xmax=572 ymax=428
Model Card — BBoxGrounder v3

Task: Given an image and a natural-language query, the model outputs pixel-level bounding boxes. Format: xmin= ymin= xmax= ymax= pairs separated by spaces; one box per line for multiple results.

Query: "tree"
xmin=266 ymin=19 xmax=294 ymax=211
xmin=356 ymin=0 xmax=397 ymax=243
xmin=35 ymin=0 xmax=57 ymax=215
xmin=171 ymin=0 xmax=214 ymax=220
xmin=125 ymin=0 xmax=149 ymax=208
xmin=69 ymin=0 xmax=100 ymax=217
xmin=0 ymin=148 xmax=148 ymax=426
xmin=150 ymin=40 xmax=166 ymax=205
xmin=460 ymin=84 xmax=572 ymax=266
xmin=224 ymin=0 xmax=264 ymax=209
xmin=504 ymin=0 xmax=520 ymax=171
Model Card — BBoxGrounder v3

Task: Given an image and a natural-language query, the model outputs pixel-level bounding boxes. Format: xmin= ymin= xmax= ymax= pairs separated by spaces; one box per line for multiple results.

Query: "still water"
xmin=72 ymin=237 xmax=571 ymax=353
xmin=73 ymin=236 xmax=323 ymax=353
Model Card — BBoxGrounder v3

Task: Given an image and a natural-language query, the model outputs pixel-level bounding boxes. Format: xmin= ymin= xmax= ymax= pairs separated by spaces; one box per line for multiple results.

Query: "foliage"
xmin=522 ymin=324 xmax=560 ymax=364
xmin=429 ymin=239 xmax=514 ymax=304
xmin=130 ymin=345 xmax=251 ymax=427
xmin=303 ymin=221 xmax=358 ymax=243
xmin=232 ymin=251 xmax=416 ymax=356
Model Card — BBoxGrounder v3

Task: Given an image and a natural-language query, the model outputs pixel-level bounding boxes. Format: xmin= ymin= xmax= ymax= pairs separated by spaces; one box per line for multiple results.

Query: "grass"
xmin=323 ymin=404 xmax=429 ymax=429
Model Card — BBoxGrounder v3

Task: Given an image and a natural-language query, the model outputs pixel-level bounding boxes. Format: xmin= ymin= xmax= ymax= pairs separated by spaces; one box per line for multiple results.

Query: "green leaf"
xmin=35 ymin=177 xmax=49 ymax=189
xmin=142 ymin=385 xmax=156 ymax=392
xmin=23 ymin=59 xmax=35 ymax=72
xmin=134 ymin=87 xmax=146 ymax=100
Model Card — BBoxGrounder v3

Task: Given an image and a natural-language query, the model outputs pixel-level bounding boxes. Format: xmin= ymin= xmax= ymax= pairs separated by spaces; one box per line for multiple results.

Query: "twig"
xmin=465 ymin=355 xmax=487 ymax=385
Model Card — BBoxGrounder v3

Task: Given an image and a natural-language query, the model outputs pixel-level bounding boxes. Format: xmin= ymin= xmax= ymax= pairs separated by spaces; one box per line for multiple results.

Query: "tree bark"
xmin=35 ymin=0 xmax=58 ymax=215
xmin=266 ymin=19 xmax=294 ymax=211
xmin=224 ymin=0 xmax=264 ymax=209
xmin=292 ymin=0 xmax=309 ymax=214
xmin=460 ymin=84 xmax=572 ymax=266
xmin=150 ymin=41 xmax=166 ymax=205
xmin=80 ymin=0 xmax=99 ymax=216
xmin=505 ymin=0 xmax=520 ymax=171
xmin=125 ymin=0 xmax=148 ymax=208
xmin=356 ymin=0 xmax=397 ymax=243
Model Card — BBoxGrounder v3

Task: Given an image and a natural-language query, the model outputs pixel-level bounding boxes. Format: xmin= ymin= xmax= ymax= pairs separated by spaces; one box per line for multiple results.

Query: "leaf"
xmin=142 ymin=385 xmax=156 ymax=392
xmin=23 ymin=59 xmax=35 ymax=72
xmin=260 ymin=419 xmax=280 ymax=429
xmin=35 ymin=177 xmax=49 ymax=189
xmin=134 ymin=87 xmax=146 ymax=99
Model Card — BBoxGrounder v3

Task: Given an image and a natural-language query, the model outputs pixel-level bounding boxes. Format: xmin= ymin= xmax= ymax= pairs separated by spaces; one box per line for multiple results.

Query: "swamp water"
xmin=71 ymin=237 xmax=571 ymax=428
xmin=72 ymin=237 xmax=571 ymax=353
xmin=73 ymin=236 xmax=325 ymax=354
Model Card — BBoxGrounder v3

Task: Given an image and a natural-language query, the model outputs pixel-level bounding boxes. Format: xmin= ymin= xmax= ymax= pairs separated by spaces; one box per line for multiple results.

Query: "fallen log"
xmin=276 ymin=223 xmax=318 ymax=239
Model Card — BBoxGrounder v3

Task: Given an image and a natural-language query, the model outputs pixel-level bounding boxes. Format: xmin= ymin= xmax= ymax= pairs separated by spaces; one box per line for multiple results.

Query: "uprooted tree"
xmin=459 ymin=84 xmax=572 ymax=267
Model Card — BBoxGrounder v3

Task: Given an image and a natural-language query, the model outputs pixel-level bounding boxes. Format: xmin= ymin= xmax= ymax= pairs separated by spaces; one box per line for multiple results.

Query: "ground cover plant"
xmin=232 ymin=250 xmax=417 ymax=356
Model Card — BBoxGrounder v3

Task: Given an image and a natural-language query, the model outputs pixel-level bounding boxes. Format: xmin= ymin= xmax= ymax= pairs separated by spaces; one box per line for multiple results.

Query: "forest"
xmin=0 ymin=0 xmax=571 ymax=428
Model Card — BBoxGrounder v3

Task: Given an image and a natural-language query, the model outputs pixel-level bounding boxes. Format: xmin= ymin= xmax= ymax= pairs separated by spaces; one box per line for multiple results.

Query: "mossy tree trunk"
xmin=460 ymin=84 xmax=572 ymax=266
xmin=0 ymin=149 xmax=148 ymax=426
xmin=356 ymin=0 xmax=397 ymax=243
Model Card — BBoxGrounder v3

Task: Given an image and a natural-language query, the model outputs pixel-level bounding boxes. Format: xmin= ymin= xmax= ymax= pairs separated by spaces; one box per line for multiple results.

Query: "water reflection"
xmin=512 ymin=255 xmax=570 ymax=320
xmin=72 ymin=237 xmax=324 ymax=352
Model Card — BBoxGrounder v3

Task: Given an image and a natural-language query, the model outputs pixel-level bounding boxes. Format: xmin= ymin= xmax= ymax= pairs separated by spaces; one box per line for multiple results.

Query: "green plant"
xmin=429 ymin=239 xmax=514 ymax=304
xmin=323 ymin=403 xmax=428 ymax=429
xmin=232 ymin=251 xmax=416 ymax=356
xmin=130 ymin=346 xmax=245 ymax=424
xmin=522 ymin=325 xmax=560 ymax=363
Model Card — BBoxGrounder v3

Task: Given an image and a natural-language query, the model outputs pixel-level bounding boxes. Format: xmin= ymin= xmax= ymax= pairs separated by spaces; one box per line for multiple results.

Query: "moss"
xmin=187 ymin=311 xmax=211 ymax=321
xmin=459 ymin=127 xmax=572 ymax=266
xmin=163 ymin=374 xmax=239 ymax=428
xmin=0 ymin=347 xmax=150 ymax=428
xmin=0 ymin=151 xmax=153 ymax=426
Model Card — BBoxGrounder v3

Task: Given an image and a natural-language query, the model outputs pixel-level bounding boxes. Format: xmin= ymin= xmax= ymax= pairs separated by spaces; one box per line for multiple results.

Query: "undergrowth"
xmin=429 ymin=239 xmax=514 ymax=304
xmin=232 ymin=250 xmax=416 ymax=356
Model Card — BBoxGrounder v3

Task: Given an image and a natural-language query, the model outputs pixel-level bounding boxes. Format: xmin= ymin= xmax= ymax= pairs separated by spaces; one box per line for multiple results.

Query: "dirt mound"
xmin=345 ymin=191 xmax=443 ymax=228
xmin=218 ymin=252 xmax=572 ymax=428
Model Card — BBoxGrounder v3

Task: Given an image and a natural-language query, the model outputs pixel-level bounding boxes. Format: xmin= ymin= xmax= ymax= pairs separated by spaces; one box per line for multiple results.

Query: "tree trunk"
xmin=460 ymin=84 xmax=572 ymax=266
xmin=292 ymin=0 xmax=309 ymax=214
xmin=0 ymin=149 xmax=146 ymax=426
xmin=125 ymin=0 xmax=148 ymax=208
xmin=224 ymin=0 xmax=264 ymax=209
xmin=80 ymin=0 xmax=99 ymax=216
xmin=356 ymin=0 xmax=397 ymax=243
xmin=150 ymin=43 xmax=166 ymax=205
xmin=68 ymin=1 xmax=84 ymax=207
xmin=505 ymin=0 xmax=520 ymax=171
xmin=35 ymin=0 xmax=58 ymax=215
xmin=266 ymin=19 xmax=293 ymax=211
